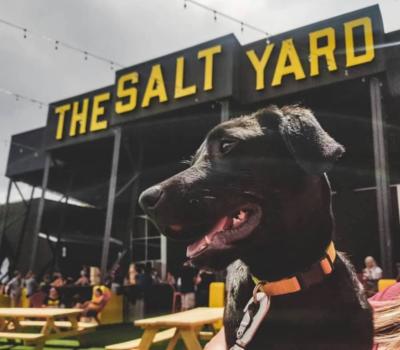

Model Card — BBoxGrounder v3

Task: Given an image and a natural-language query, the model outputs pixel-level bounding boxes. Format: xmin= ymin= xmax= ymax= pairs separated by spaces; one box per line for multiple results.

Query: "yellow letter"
xmin=54 ymin=104 xmax=70 ymax=140
xmin=115 ymin=72 xmax=139 ymax=114
xmin=309 ymin=27 xmax=338 ymax=76
xmin=344 ymin=17 xmax=375 ymax=67
xmin=197 ymin=45 xmax=222 ymax=91
xmin=90 ymin=92 xmax=111 ymax=132
xmin=246 ymin=44 xmax=275 ymax=90
xmin=69 ymin=98 xmax=89 ymax=136
xmin=141 ymin=64 xmax=168 ymax=108
xmin=175 ymin=56 xmax=197 ymax=99
xmin=272 ymin=38 xmax=306 ymax=87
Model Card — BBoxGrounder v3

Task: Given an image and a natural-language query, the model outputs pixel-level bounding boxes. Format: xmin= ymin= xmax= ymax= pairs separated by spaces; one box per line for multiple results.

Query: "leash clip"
xmin=229 ymin=291 xmax=271 ymax=350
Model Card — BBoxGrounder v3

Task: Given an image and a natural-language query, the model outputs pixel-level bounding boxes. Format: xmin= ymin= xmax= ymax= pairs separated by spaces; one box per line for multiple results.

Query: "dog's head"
xmin=139 ymin=105 xmax=344 ymax=272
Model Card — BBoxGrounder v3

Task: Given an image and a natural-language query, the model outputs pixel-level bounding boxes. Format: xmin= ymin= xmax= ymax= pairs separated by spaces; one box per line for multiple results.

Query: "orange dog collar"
xmin=252 ymin=241 xmax=336 ymax=296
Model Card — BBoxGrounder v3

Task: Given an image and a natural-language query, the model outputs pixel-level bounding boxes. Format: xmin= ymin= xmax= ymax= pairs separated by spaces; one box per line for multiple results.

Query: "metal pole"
xmin=13 ymin=182 xmax=29 ymax=207
xmin=370 ymin=77 xmax=393 ymax=277
xmin=53 ymin=195 xmax=69 ymax=272
xmin=0 ymin=179 xmax=12 ymax=253
xmin=160 ymin=235 xmax=167 ymax=280
xmin=13 ymin=186 xmax=35 ymax=271
xmin=126 ymin=145 xmax=143 ymax=265
xmin=220 ymin=100 xmax=230 ymax=122
xmin=30 ymin=153 xmax=51 ymax=271
xmin=100 ymin=128 xmax=122 ymax=280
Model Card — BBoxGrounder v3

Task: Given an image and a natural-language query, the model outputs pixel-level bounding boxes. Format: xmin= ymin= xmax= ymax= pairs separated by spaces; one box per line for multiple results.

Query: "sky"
xmin=0 ymin=0 xmax=399 ymax=203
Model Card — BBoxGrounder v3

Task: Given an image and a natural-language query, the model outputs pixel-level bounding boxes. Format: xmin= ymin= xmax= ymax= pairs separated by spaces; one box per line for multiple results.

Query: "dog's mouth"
xmin=168 ymin=203 xmax=261 ymax=259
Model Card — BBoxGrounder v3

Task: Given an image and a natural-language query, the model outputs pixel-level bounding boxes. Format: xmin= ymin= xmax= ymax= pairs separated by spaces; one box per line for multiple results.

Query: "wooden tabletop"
xmin=135 ymin=307 xmax=224 ymax=328
xmin=0 ymin=308 xmax=82 ymax=318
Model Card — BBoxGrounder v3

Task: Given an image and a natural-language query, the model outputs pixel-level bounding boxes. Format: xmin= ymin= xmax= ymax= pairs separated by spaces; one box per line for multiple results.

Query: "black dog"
xmin=139 ymin=105 xmax=373 ymax=349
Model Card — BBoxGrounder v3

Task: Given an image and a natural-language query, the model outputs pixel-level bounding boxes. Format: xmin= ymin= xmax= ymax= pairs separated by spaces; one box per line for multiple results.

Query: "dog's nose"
xmin=139 ymin=186 xmax=164 ymax=211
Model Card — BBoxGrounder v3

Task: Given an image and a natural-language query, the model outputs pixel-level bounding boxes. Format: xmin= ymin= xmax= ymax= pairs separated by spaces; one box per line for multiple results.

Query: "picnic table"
xmin=133 ymin=307 xmax=224 ymax=350
xmin=0 ymin=308 xmax=96 ymax=349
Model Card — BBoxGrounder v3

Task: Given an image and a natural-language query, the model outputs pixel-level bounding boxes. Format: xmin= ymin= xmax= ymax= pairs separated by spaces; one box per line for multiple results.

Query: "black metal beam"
xmin=126 ymin=142 xmax=143 ymax=265
xmin=13 ymin=186 xmax=35 ymax=270
xmin=30 ymin=153 xmax=51 ymax=271
xmin=13 ymin=182 xmax=29 ymax=208
xmin=100 ymin=128 xmax=122 ymax=280
xmin=0 ymin=179 xmax=12 ymax=259
xmin=370 ymin=77 xmax=393 ymax=277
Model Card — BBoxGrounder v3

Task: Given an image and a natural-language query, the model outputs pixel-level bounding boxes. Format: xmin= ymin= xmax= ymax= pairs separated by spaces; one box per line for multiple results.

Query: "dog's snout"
xmin=139 ymin=186 xmax=164 ymax=211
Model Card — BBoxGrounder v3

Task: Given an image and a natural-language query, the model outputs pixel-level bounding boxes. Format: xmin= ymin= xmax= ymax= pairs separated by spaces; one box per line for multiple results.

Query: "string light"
xmin=0 ymin=87 xmax=47 ymax=109
xmin=185 ymin=0 xmax=329 ymax=64
xmin=184 ymin=0 xmax=270 ymax=40
xmin=0 ymin=17 xmax=125 ymax=69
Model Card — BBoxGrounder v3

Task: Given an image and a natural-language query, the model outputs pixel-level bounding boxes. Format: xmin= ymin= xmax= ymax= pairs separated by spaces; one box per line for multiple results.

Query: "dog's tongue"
xmin=187 ymin=216 xmax=231 ymax=257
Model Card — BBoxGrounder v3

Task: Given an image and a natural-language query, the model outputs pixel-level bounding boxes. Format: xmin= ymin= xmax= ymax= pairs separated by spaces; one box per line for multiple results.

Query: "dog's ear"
xmin=279 ymin=106 xmax=345 ymax=174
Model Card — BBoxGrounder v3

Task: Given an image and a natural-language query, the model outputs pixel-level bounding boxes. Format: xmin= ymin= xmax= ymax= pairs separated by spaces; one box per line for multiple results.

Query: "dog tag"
xmin=231 ymin=293 xmax=271 ymax=350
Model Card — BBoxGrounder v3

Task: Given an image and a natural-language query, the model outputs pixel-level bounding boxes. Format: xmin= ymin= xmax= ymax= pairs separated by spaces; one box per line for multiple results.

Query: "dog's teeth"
xmin=205 ymin=235 xmax=211 ymax=244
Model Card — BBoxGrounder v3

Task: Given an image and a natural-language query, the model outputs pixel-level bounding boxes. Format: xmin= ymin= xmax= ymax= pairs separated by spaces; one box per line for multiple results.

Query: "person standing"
xmin=51 ymin=272 xmax=65 ymax=288
xmin=6 ymin=271 xmax=22 ymax=307
xmin=180 ymin=264 xmax=197 ymax=310
xmin=195 ymin=269 xmax=216 ymax=307
xmin=166 ymin=271 xmax=176 ymax=289
xmin=75 ymin=270 xmax=90 ymax=286
xmin=24 ymin=271 xmax=38 ymax=297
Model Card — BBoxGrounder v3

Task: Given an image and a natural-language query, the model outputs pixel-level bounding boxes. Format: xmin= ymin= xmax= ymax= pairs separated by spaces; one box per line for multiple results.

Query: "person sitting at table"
xmin=43 ymin=287 xmax=61 ymax=308
xmin=76 ymin=287 xmax=108 ymax=323
xmin=29 ymin=285 xmax=47 ymax=307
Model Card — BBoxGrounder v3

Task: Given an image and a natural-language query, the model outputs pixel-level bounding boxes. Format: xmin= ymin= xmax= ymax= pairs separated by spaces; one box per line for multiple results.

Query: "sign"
xmin=240 ymin=5 xmax=384 ymax=103
xmin=111 ymin=34 xmax=240 ymax=125
xmin=45 ymin=86 xmax=113 ymax=148
xmin=45 ymin=5 xmax=385 ymax=145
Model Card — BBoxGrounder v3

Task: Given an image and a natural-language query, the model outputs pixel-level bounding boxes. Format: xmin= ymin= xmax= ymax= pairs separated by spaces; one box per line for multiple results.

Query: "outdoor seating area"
xmin=0 ymin=278 xmax=225 ymax=350
xmin=0 ymin=307 xmax=97 ymax=349
xmin=106 ymin=307 xmax=222 ymax=350
xmin=0 ymin=276 xmax=396 ymax=349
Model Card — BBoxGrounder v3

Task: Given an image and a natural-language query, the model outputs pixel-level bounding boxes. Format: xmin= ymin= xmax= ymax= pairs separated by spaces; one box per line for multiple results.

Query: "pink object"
xmin=369 ymin=281 xmax=400 ymax=350
xmin=370 ymin=281 xmax=400 ymax=302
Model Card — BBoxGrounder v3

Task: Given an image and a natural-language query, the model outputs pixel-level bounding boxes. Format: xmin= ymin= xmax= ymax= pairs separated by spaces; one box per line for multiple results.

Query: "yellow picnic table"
xmin=0 ymin=307 xmax=96 ymax=349
xmin=133 ymin=307 xmax=224 ymax=350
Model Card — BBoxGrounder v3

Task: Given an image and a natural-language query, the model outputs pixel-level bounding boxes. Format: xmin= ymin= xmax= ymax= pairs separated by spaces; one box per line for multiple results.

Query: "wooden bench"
xmin=0 ymin=332 xmax=45 ymax=349
xmin=198 ymin=331 xmax=214 ymax=340
xmin=106 ymin=328 xmax=177 ymax=350
xmin=20 ymin=320 xmax=97 ymax=330
xmin=0 ymin=332 xmax=44 ymax=341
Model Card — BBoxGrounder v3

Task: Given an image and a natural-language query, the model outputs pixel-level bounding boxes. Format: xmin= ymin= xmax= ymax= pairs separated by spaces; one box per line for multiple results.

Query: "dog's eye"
xmin=220 ymin=139 xmax=237 ymax=154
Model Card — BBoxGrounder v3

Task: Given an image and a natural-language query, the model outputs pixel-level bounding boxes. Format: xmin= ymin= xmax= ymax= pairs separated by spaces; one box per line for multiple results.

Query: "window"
xmin=132 ymin=215 xmax=162 ymax=263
